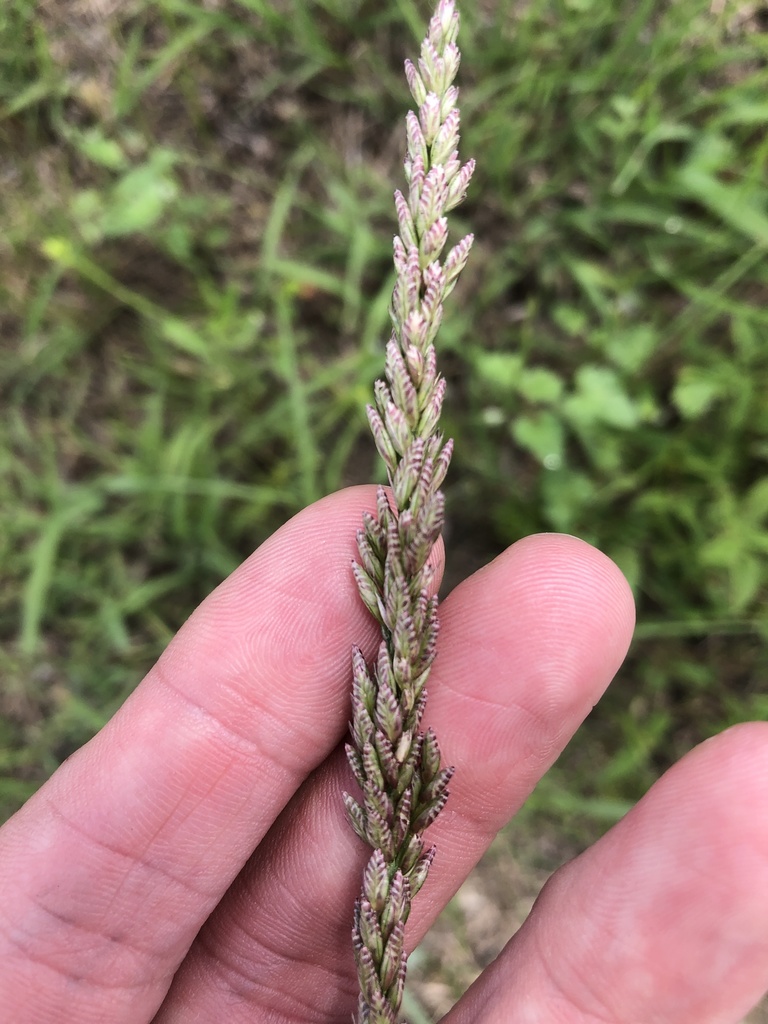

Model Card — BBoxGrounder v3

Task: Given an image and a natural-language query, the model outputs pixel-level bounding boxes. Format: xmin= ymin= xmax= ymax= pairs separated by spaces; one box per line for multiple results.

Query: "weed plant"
xmin=1 ymin=0 xmax=767 ymax=934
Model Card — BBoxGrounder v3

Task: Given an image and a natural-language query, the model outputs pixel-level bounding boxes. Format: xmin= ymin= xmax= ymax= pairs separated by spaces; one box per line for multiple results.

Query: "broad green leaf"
xmin=475 ymin=351 xmax=524 ymax=392
xmin=565 ymin=365 xmax=641 ymax=429
xmin=517 ymin=367 xmax=564 ymax=404
xmin=512 ymin=410 xmax=564 ymax=465
xmin=672 ymin=370 xmax=723 ymax=419
xmin=595 ymin=323 xmax=658 ymax=373
xmin=101 ymin=153 xmax=179 ymax=238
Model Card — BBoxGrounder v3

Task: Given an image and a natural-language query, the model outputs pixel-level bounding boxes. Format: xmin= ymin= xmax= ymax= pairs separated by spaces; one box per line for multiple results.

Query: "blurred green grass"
xmin=1 ymin=0 xmax=766 ymax=853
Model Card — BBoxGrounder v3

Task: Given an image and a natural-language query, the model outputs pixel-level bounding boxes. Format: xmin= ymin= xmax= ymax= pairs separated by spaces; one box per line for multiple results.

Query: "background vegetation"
xmin=1 ymin=0 xmax=767 ymax=1016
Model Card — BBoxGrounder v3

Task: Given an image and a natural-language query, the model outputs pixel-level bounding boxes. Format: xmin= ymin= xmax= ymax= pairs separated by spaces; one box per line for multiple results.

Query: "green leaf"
xmin=75 ymin=129 xmax=127 ymax=171
xmin=678 ymin=135 xmax=768 ymax=245
xmin=744 ymin=479 xmax=768 ymax=524
xmin=609 ymin=545 xmax=642 ymax=592
xmin=512 ymin=410 xmax=564 ymax=466
xmin=160 ymin=318 xmax=210 ymax=359
xmin=516 ymin=367 xmax=564 ymax=404
xmin=20 ymin=491 xmax=103 ymax=655
xmin=595 ymin=323 xmax=658 ymax=373
xmin=552 ymin=304 xmax=588 ymax=337
xmin=565 ymin=365 xmax=641 ymax=429
xmin=70 ymin=189 xmax=106 ymax=245
xmin=541 ymin=469 xmax=596 ymax=533
xmin=474 ymin=351 xmax=524 ymax=392
xmin=671 ymin=368 xmax=723 ymax=419
xmin=101 ymin=152 xmax=179 ymax=238
xmin=701 ymin=528 xmax=743 ymax=569
xmin=729 ymin=554 xmax=763 ymax=613
xmin=567 ymin=260 xmax=616 ymax=315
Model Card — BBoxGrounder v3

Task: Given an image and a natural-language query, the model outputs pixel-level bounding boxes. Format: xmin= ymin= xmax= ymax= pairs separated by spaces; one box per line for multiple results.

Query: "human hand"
xmin=1 ymin=487 xmax=766 ymax=1023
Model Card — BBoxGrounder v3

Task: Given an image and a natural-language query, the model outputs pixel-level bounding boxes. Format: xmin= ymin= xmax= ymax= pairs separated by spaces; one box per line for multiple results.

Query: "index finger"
xmin=0 ymin=487 xmax=428 ymax=1024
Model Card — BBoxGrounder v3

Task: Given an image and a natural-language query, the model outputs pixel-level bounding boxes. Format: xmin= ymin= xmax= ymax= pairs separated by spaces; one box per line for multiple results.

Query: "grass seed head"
xmin=347 ymin=2 xmax=473 ymax=1019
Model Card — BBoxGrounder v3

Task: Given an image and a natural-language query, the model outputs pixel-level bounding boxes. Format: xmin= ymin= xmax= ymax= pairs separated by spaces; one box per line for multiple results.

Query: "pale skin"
xmin=1 ymin=487 xmax=767 ymax=1024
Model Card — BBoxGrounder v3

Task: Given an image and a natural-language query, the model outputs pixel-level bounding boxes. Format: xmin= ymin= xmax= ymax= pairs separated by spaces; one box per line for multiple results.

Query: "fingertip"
xmin=448 ymin=531 xmax=636 ymax=702
xmin=697 ymin=718 xmax=768 ymax=759
xmin=641 ymin=720 xmax=768 ymax=848
xmin=505 ymin=531 xmax=636 ymax=634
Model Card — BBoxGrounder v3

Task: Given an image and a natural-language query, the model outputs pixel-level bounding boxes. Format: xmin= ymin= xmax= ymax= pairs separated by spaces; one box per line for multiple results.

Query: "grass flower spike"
xmin=344 ymin=2 xmax=474 ymax=1020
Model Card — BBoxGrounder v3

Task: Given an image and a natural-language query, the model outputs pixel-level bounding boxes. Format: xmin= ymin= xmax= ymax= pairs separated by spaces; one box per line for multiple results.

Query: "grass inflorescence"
xmin=342 ymin=2 xmax=472 ymax=1018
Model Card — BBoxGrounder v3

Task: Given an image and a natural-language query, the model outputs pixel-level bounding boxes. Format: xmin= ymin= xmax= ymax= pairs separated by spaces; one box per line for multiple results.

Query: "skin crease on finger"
xmin=440 ymin=722 xmax=768 ymax=1024
xmin=151 ymin=532 xmax=636 ymax=1023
